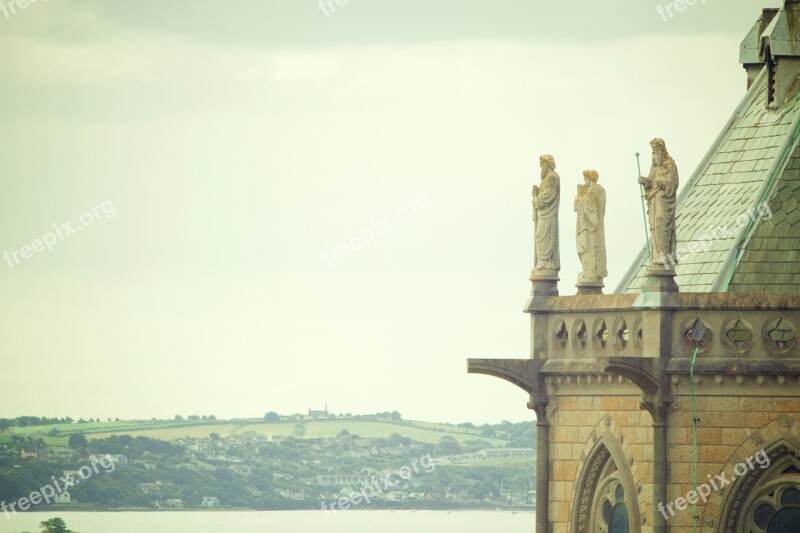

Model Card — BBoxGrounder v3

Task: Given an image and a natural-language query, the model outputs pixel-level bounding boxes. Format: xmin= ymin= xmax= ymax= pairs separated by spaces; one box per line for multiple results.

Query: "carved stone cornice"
xmin=666 ymin=358 xmax=800 ymax=375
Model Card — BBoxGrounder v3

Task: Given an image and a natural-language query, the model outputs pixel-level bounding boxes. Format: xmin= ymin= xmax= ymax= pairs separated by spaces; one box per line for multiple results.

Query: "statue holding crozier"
xmin=638 ymin=138 xmax=679 ymax=281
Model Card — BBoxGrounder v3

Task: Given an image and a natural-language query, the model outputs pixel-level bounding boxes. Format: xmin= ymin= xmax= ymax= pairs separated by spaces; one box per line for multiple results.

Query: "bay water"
xmin=0 ymin=511 xmax=535 ymax=532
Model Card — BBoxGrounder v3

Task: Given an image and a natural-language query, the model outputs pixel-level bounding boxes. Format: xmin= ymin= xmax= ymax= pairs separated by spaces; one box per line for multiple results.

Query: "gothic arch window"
xmin=747 ymin=481 xmax=800 ymax=533
xmin=594 ymin=463 xmax=630 ymax=533
xmin=722 ymin=442 xmax=800 ymax=533
xmin=573 ymin=438 xmax=637 ymax=533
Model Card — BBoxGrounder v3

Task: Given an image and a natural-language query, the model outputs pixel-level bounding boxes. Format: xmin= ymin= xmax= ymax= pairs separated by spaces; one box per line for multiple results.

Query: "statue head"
xmin=540 ymin=154 xmax=555 ymax=173
xmin=583 ymin=170 xmax=599 ymax=184
xmin=650 ymin=138 xmax=671 ymax=166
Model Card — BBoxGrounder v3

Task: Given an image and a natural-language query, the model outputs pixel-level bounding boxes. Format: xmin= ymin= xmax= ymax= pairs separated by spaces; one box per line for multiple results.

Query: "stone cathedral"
xmin=469 ymin=3 xmax=800 ymax=532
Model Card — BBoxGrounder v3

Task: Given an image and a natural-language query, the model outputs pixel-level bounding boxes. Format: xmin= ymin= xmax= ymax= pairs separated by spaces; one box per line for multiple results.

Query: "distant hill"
xmin=0 ymin=414 xmax=531 ymax=449
xmin=0 ymin=413 xmax=536 ymax=511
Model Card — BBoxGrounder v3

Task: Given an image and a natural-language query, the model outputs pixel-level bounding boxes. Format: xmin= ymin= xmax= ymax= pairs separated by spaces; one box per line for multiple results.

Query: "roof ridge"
xmin=711 ymin=104 xmax=800 ymax=292
xmin=614 ymin=68 xmax=768 ymax=294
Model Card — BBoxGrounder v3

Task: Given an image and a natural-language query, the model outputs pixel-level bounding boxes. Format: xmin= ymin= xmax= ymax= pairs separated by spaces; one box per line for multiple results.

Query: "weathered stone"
xmin=575 ymin=169 xmax=608 ymax=288
xmin=639 ymin=138 xmax=679 ymax=272
xmin=467 ymin=9 xmax=800 ymax=532
xmin=532 ymin=154 xmax=561 ymax=277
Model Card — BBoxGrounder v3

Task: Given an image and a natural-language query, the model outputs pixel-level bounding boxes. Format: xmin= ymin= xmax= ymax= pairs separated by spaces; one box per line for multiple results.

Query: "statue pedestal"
xmin=644 ymin=265 xmax=679 ymax=293
xmin=576 ymin=279 xmax=604 ymax=295
xmin=530 ymin=271 xmax=560 ymax=297
xmin=525 ymin=272 xmax=559 ymax=312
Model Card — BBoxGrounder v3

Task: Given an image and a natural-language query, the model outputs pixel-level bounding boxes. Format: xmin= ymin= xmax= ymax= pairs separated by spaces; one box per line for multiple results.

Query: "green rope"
xmin=690 ymin=347 xmax=700 ymax=533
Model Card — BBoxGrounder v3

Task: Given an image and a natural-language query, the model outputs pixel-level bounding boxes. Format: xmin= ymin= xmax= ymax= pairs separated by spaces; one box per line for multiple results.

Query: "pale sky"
xmin=0 ymin=0 xmax=776 ymax=423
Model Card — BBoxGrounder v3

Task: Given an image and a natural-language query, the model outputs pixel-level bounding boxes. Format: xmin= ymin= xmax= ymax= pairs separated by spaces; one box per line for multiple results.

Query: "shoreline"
xmin=16 ymin=508 xmax=535 ymax=514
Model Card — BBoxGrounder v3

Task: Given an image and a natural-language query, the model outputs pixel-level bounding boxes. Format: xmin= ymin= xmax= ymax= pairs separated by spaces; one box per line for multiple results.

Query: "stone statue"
xmin=574 ymin=170 xmax=607 ymax=283
xmin=532 ymin=154 xmax=560 ymax=276
xmin=638 ymin=138 xmax=678 ymax=270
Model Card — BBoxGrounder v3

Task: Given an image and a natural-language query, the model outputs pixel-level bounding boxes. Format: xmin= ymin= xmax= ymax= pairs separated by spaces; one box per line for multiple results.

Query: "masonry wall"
xmin=517 ymin=296 xmax=800 ymax=533
xmin=666 ymin=389 xmax=800 ymax=533
xmin=546 ymin=384 xmax=800 ymax=533
xmin=548 ymin=387 xmax=654 ymax=533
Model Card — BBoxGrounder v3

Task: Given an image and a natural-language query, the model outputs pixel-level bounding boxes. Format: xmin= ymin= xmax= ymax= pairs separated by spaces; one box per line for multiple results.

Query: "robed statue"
xmin=574 ymin=170 xmax=607 ymax=283
xmin=638 ymin=138 xmax=678 ymax=269
xmin=532 ymin=154 xmax=561 ymax=275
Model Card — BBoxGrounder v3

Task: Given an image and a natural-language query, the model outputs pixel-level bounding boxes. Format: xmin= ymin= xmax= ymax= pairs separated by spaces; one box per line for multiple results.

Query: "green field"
xmin=7 ymin=418 xmax=508 ymax=447
xmin=12 ymin=419 xmax=210 ymax=436
xmin=230 ymin=420 xmax=505 ymax=445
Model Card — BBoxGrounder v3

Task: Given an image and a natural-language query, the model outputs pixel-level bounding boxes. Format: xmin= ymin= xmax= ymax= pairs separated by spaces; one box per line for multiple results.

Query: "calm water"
xmin=0 ymin=511 xmax=534 ymax=532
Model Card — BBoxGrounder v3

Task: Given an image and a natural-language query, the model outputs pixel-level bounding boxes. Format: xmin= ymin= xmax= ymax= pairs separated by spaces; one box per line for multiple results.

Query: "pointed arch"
xmin=705 ymin=416 xmax=800 ymax=533
xmin=571 ymin=417 xmax=641 ymax=533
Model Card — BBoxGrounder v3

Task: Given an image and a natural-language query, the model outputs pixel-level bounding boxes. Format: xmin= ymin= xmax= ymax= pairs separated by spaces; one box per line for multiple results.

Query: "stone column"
xmin=642 ymin=399 xmax=671 ymax=533
xmin=530 ymin=400 xmax=550 ymax=533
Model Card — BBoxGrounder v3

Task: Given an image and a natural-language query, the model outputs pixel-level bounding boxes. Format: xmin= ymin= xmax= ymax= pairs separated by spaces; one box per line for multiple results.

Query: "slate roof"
xmin=728 ymin=143 xmax=800 ymax=291
xmin=616 ymin=69 xmax=800 ymax=293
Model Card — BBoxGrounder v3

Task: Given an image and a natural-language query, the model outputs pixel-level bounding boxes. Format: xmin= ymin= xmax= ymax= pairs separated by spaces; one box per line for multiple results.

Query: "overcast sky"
xmin=0 ymin=0 xmax=776 ymax=423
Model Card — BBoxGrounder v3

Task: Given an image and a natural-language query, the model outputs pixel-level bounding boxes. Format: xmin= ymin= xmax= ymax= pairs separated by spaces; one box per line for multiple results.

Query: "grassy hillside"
xmin=5 ymin=418 xmax=509 ymax=447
